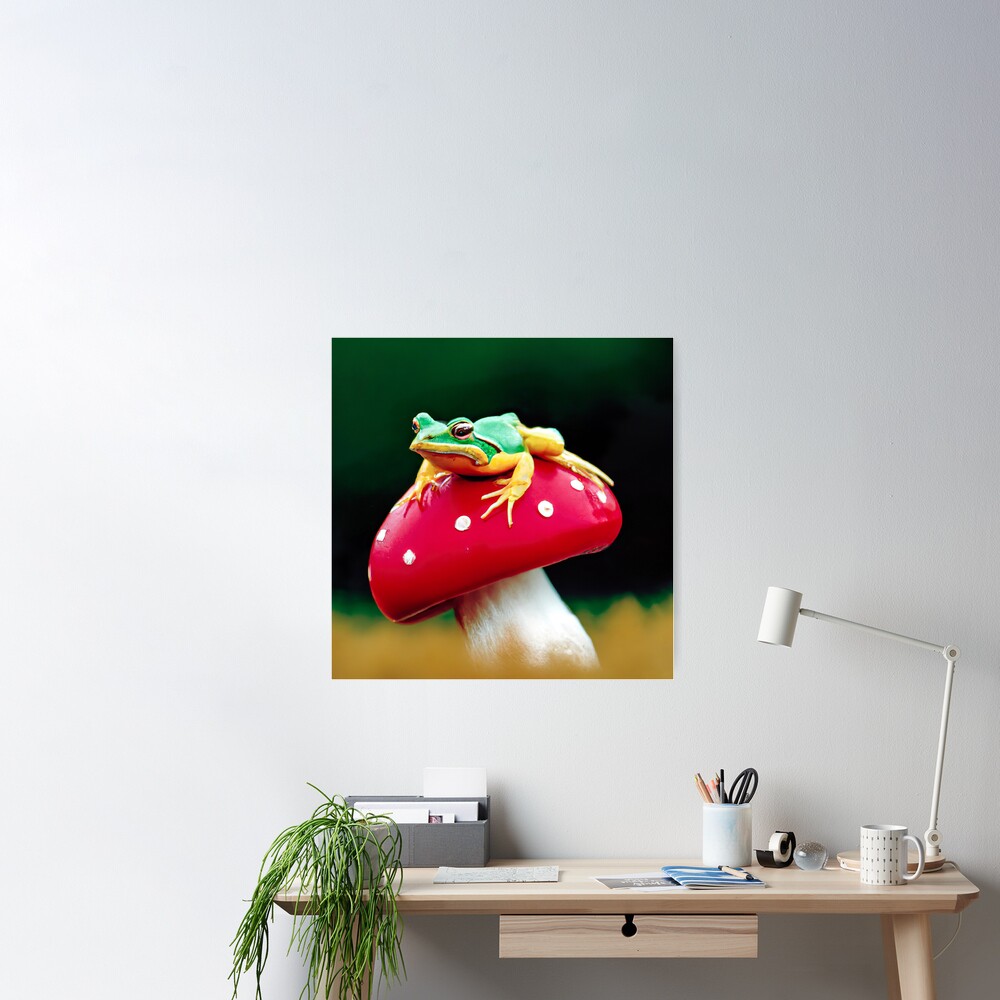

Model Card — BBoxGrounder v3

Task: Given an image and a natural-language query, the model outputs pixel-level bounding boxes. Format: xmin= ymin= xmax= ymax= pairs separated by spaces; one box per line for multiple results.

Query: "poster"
xmin=332 ymin=337 xmax=672 ymax=679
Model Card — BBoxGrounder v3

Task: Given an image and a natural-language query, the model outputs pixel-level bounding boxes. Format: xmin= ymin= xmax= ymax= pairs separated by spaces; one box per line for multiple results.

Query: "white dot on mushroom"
xmin=376 ymin=528 xmax=387 ymax=542
xmin=403 ymin=549 xmax=416 ymax=565
xmin=454 ymin=515 xmax=471 ymax=531
xmin=597 ymin=491 xmax=607 ymax=503
xmin=570 ymin=478 xmax=584 ymax=491
xmin=537 ymin=500 xmax=554 ymax=518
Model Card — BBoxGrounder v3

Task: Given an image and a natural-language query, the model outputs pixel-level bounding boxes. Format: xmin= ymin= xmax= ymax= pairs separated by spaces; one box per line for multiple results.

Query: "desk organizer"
xmin=347 ymin=795 xmax=490 ymax=868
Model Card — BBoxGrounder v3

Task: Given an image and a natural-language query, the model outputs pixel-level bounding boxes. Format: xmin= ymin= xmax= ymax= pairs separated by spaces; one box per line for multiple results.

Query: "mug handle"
xmin=902 ymin=834 xmax=925 ymax=881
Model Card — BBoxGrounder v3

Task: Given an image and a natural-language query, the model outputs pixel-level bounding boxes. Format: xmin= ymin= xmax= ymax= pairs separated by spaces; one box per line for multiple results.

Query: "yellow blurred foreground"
xmin=332 ymin=596 xmax=673 ymax=679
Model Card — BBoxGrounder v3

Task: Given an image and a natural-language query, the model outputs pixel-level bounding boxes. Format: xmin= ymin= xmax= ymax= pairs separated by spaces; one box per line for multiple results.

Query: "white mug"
xmin=860 ymin=824 xmax=925 ymax=885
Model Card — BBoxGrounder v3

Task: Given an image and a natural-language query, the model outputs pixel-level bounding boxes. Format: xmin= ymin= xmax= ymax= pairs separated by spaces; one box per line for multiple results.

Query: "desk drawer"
xmin=499 ymin=914 xmax=757 ymax=959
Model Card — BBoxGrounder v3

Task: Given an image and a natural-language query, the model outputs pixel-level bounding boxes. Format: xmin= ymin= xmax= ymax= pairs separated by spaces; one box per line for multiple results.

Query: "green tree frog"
xmin=397 ymin=411 xmax=613 ymax=527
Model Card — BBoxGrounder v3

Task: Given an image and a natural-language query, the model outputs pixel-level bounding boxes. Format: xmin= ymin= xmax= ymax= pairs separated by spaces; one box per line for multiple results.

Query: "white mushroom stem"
xmin=453 ymin=567 xmax=599 ymax=670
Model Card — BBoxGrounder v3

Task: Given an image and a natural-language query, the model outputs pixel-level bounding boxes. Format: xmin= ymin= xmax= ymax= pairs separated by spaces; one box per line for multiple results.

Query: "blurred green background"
xmin=332 ymin=337 xmax=672 ymax=616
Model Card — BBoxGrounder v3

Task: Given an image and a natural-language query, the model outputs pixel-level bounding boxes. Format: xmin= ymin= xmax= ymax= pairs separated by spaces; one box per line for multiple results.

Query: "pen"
xmin=719 ymin=768 xmax=727 ymax=804
xmin=719 ymin=866 xmax=753 ymax=880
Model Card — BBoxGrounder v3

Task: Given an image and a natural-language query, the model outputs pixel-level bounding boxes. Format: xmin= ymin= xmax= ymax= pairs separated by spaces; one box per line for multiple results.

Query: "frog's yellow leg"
xmin=545 ymin=448 xmax=614 ymax=487
xmin=516 ymin=423 xmax=613 ymax=487
xmin=480 ymin=450 xmax=534 ymax=527
xmin=394 ymin=459 xmax=450 ymax=510
xmin=516 ymin=423 xmax=565 ymax=460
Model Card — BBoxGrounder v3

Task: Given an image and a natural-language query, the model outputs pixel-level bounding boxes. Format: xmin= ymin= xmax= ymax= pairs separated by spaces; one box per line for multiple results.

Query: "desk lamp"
xmin=757 ymin=586 xmax=959 ymax=864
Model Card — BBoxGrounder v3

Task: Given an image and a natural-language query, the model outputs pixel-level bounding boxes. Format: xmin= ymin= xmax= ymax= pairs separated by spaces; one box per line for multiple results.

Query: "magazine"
xmin=594 ymin=872 xmax=683 ymax=891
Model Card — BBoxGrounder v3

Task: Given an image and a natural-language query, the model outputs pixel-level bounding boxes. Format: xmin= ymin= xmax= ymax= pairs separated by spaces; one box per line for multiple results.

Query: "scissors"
xmin=728 ymin=768 xmax=758 ymax=805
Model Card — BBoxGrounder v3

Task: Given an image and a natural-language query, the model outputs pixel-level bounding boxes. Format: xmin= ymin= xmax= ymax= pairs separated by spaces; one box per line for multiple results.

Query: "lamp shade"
xmin=758 ymin=587 xmax=803 ymax=646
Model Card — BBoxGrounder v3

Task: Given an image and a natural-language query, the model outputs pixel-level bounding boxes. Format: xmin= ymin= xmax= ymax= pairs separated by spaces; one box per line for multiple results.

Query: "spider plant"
xmin=230 ymin=786 xmax=405 ymax=1000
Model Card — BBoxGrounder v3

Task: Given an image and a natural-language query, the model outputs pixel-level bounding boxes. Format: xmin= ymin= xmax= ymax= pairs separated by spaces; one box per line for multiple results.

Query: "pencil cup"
xmin=702 ymin=804 xmax=752 ymax=868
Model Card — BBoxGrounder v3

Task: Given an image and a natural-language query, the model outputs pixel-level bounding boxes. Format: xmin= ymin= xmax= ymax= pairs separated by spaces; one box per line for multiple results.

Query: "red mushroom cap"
xmin=368 ymin=461 xmax=622 ymax=623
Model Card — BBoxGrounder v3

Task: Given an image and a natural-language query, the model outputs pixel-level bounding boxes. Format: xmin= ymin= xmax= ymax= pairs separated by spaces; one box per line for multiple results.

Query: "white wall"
xmin=2 ymin=3 xmax=997 ymax=998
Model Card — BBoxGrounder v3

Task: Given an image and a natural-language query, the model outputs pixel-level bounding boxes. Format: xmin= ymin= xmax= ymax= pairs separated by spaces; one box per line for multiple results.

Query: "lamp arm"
xmin=926 ymin=646 xmax=959 ymax=858
xmin=800 ymin=606 xmax=959 ymax=860
xmin=799 ymin=607 xmax=945 ymax=654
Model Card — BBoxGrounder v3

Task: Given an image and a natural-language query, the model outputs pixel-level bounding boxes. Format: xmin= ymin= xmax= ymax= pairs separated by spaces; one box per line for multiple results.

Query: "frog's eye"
xmin=411 ymin=417 xmax=420 ymax=433
xmin=451 ymin=422 xmax=474 ymax=440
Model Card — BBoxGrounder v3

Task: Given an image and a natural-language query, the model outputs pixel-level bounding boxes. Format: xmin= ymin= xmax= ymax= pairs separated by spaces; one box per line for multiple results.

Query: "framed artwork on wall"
xmin=332 ymin=337 xmax=672 ymax=679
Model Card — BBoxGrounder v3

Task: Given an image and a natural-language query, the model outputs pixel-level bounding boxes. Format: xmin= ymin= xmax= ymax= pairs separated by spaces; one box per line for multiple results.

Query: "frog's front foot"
xmin=480 ymin=450 xmax=534 ymax=527
xmin=479 ymin=479 xmax=512 ymax=519
xmin=394 ymin=472 xmax=450 ymax=511
xmin=480 ymin=473 xmax=534 ymax=527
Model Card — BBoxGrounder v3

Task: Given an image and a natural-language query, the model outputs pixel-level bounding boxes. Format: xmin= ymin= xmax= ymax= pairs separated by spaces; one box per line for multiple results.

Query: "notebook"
xmin=660 ymin=865 xmax=767 ymax=889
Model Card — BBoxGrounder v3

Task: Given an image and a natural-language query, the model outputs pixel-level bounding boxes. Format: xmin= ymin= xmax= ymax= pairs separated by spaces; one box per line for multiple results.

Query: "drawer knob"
xmin=621 ymin=915 xmax=637 ymax=938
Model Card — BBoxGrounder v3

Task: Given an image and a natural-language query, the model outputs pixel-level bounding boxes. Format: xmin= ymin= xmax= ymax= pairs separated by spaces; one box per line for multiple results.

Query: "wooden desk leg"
xmin=881 ymin=916 xmax=903 ymax=1000
xmin=323 ymin=923 xmax=372 ymax=1000
xmin=882 ymin=914 xmax=935 ymax=1000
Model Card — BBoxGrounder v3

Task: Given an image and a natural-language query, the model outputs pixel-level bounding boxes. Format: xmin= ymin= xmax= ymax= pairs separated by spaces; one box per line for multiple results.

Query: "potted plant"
xmin=230 ymin=786 xmax=405 ymax=1000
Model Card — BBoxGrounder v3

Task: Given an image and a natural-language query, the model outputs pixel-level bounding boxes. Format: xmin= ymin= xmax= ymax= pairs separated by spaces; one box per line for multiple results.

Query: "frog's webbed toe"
xmin=480 ymin=451 xmax=534 ymax=527
xmin=547 ymin=449 xmax=613 ymax=487
xmin=394 ymin=471 xmax=450 ymax=511
xmin=480 ymin=478 xmax=517 ymax=526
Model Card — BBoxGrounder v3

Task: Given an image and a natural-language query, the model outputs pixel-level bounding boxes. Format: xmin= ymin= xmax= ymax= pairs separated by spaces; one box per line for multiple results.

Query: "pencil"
xmin=719 ymin=865 xmax=753 ymax=880
xmin=700 ymin=774 xmax=715 ymax=803
xmin=695 ymin=775 xmax=710 ymax=803
xmin=694 ymin=773 xmax=712 ymax=803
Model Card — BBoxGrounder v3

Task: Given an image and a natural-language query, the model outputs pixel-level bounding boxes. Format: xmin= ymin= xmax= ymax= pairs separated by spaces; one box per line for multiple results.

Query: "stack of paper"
xmin=352 ymin=800 xmax=479 ymax=824
xmin=433 ymin=866 xmax=558 ymax=883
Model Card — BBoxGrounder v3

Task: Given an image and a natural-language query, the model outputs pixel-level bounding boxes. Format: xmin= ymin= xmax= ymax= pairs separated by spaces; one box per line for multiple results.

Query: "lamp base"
xmin=836 ymin=849 xmax=947 ymax=873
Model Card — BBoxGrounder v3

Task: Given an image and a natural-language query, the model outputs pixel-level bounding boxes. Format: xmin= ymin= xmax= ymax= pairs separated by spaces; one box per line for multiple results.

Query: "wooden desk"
xmin=275 ymin=858 xmax=979 ymax=1000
